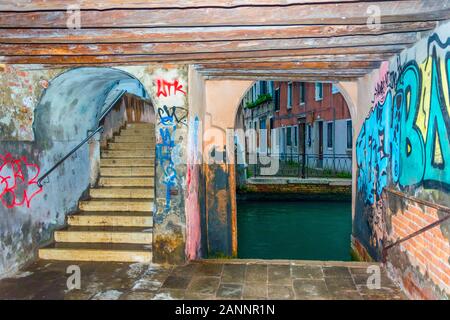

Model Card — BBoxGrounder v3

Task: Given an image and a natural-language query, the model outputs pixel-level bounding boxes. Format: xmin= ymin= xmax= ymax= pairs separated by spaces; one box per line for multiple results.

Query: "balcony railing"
xmin=245 ymin=152 xmax=352 ymax=179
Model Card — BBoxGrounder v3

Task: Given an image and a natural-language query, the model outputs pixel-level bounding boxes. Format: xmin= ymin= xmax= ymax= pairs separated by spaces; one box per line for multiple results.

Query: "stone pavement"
xmin=0 ymin=259 xmax=407 ymax=300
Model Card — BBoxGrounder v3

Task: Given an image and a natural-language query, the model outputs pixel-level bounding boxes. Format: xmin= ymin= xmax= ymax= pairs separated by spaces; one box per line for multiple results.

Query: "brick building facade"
xmin=238 ymin=81 xmax=353 ymax=174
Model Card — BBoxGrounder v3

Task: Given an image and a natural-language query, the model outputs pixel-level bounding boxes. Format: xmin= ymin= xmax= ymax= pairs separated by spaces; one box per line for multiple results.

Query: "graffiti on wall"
xmin=355 ymin=34 xmax=450 ymax=248
xmin=154 ymin=77 xmax=188 ymax=223
xmin=0 ymin=153 xmax=43 ymax=208
xmin=156 ymin=79 xmax=186 ymax=98
xmin=157 ymin=105 xmax=188 ymax=127
xmin=156 ymin=124 xmax=177 ymax=217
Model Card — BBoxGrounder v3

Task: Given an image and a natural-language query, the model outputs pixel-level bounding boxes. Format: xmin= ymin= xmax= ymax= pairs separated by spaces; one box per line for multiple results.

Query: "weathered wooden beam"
xmin=1 ymin=1 xmax=448 ymax=27
xmin=196 ymin=61 xmax=380 ymax=70
xmin=205 ymin=75 xmax=358 ymax=81
xmin=0 ymin=0 xmax=362 ymax=11
xmin=198 ymin=69 xmax=370 ymax=76
xmin=0 ymin=34 xmax=417 ymax=56
xmin=0 ymin=45 xmax=404 ymax=64
xmin=0 ymin=54 xmax=395 ymax=65
xmin=187 ymin=53 xmax=394 ymax=63
xmin=0 ymin=22 xmax=436 ymax=44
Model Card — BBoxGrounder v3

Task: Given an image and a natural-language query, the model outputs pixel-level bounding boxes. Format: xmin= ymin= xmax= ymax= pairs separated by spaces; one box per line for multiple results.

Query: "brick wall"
xmin=273 ymin=82 xmax=350 ymax=128
xmin=387 ymin=190 xmax=450 ymax=299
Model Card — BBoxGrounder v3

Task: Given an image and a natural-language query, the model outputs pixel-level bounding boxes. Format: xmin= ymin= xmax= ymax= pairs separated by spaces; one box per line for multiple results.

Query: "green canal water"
xmin=237 ymin=201 xmax=352 ymax=261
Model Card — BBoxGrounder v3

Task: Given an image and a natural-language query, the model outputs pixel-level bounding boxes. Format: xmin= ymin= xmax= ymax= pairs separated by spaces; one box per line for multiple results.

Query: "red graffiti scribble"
xmin=156 ymin=79 xmax=186 ymax=97
xmin=0 ymin=153 xmax=43 ymax=209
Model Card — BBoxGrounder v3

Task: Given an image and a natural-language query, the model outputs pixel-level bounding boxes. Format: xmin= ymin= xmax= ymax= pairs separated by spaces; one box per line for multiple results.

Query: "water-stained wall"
xmin=0 ymin=64 xmax=189 ymax=276
xmin=354 ymin=22 xmax=450 ymax=299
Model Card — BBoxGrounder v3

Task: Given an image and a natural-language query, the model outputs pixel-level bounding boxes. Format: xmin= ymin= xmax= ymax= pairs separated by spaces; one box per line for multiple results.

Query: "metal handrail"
xmin=37 ymin=126 xmax=104 ymax=187
xmin=381 ymin=188 xmax=450 ymax=262
xmin=36 ymin=90 xmax=127 ymax=187
xmin=382 ymin=212 xmax=450 ymax=263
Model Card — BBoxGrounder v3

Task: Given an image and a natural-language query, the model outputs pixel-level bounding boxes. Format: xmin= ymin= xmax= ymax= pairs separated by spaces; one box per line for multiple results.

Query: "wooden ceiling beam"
xmin=196 ymin=61 xmax=380 ymax=70
xmin=198 ymin=69 xmax=370 ymax=75
xmin=204 ymin=75 xmax=358 ymax=81
xmin=0 ymin=34 xmax=417 ymax=56
xmin=0 ymin=0 xmax=363 ymax=11
xmin=0 ymin=22 xmax=436 ymax=44
xmin=1 ymin=1 xmax=448 ymax=27
xmin=0 ymin=45 xmax=405 ymax=64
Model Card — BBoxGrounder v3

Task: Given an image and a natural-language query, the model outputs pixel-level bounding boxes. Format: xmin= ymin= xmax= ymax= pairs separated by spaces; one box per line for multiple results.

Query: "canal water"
xmin=237 ymin=201 xmax=352 ymax=261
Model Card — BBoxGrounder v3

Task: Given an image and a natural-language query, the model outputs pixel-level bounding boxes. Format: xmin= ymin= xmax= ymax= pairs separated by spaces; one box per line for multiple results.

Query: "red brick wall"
xmin=273 ymin=82 xmax=350 ymax=128
xmin=388 ymin=191 xmax=450 ymax=299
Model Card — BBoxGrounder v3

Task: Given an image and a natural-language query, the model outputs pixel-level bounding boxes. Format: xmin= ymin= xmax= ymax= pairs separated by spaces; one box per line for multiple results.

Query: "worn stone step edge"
xmin=54 ymin=228 xmax=153 ymax=244
xmin=89 ymin=188 xmax=154 ymax=199
xmin=68 ymin=214 xmax=153 ymax=227
xmin=38 ymin=245 xmax=152 ymax=262
xmin=79 ymin=200 xmax=153 ymax=212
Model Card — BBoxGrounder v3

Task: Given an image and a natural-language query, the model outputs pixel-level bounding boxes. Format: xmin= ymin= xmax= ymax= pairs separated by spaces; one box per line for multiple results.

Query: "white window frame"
xmin=287 ymin=82 xmax=293 ymax=109
xmin=332 ymin=84 xmax=339 ymax=94
xmin=274 ymin=88 xmax=280 ymax=112
xmin=327 ymin=121 xmax=333 ymax=150
xmin=346 ymin=120 xmax=353 ymax=150
xmin=315 ymin=83 xmax=323 ymax=101
xmin=299 ymin=82 xmax=305 ymax=105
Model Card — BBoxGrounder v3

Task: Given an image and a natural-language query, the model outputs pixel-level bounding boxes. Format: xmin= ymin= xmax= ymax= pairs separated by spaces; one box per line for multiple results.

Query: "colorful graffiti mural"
xmin=355 ymin=33 xmax=450 ymax=254
xmin=357 ymin=34 xmax=450 ymax=206
xmin=0 ymin=153 xmax=43 ymax=208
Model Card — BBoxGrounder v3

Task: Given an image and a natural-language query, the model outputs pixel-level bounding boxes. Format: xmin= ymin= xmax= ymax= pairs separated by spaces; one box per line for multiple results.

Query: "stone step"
xmin=102 ymin=150 xmax=155 ymax=158
xmin=119 ymin=129 xmax=154 ymax=136
xmin=108 ymin=142 xmax=154 ymax=150
xmin=79 ymin=199 xmax=153 ymax=212
xmin=100 ymin=166 xmax=154 ymax=177
xmin=115 ymin=135 xmax=153 ymax=143
xmin=101 ymin=158 xmax=154 ymax=167
xmin=90 ymin=187 xmax=154 ymax=199
xmin=54 ymin=226 xmax=153 ymax=244
xmin=39 ymin=243 xmax=152 ymax=262
xmin=98 ymin=176 xmax=154 ymax=187
xmin=127 ymin=123 xmax=155 ymax=128
xmin=68 ymin=212 xmax=152 ymax=227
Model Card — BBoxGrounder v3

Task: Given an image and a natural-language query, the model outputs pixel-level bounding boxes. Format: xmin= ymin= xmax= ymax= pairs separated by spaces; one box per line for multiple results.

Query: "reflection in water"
xmin=237 ymin=201 xmax=352 ymax=261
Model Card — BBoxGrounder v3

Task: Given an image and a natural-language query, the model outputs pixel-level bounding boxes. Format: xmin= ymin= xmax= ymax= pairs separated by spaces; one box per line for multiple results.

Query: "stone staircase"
xmin=39 ymin=123 xmax=155 ymax=262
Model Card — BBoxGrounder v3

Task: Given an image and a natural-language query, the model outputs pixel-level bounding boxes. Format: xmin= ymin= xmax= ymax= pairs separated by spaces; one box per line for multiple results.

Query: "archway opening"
xmin=233 ymin=80 xmax=356 ymax=261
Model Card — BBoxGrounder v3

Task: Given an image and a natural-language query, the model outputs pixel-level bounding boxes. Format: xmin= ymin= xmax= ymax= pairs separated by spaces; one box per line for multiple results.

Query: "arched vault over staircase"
xmin=34 ymin=67 xmax=149 ymax=146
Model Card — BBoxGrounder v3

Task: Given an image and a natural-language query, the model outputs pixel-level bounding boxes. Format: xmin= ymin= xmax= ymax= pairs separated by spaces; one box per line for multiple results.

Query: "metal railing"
xmin=246 ymin=152 xmax=352 ymax=178
xmin=37 ymin=90 xmax=126 ymax=187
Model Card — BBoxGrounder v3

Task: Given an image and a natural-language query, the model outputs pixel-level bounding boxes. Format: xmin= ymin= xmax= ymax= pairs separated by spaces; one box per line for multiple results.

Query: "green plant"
xmin=245 ymin=93 xmax=272 ymax=109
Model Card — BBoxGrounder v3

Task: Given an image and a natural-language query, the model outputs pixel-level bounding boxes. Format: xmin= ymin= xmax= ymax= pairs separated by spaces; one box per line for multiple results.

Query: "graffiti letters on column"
xmin=157 ymin=124 xmax=177 ymax=214
xmin=357 ymin=34 xmax=450 ymax=205
xmin=0 ymin=153 xmax=43 ymax=208
xmin=158 ymin=105 xmax=188 ymax=127
xmin=155 ymin=78 xmax=187 ymax=220
xmin=156 ymin=79 xmax=186 ymax=98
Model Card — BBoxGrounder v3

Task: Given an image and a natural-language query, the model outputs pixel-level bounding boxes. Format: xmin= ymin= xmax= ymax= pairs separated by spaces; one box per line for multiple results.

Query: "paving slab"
xmin=0 ymin=259 xmax=407 ymax=300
